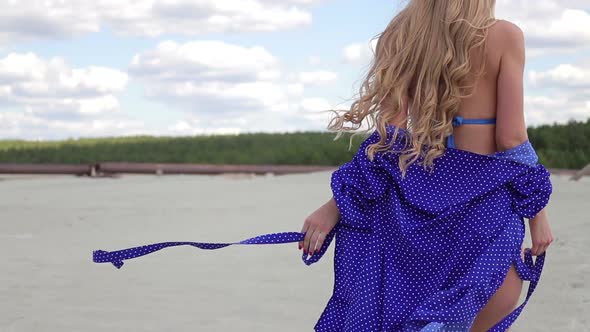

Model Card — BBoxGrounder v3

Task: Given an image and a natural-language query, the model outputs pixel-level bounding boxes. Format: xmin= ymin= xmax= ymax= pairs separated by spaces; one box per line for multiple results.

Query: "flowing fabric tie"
xmin=93 ymin=228 xmax=337 ymax=269
xmin=489 ymin=248 xmax=546 ymax=332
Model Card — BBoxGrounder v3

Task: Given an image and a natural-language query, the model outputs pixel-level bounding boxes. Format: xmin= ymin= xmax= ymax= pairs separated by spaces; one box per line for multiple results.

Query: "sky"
xmin=0 ymin=0 xmax=589 ymax=140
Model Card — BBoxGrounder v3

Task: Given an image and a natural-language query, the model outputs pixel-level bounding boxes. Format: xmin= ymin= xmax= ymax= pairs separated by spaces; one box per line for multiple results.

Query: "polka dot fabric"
xmin=317 ymin=124 xmax=551 ymax=331
xmin=93 ymin=123 xmax=552 ymax=332
xmin=93 ymin=231 xmax=333 ymax=268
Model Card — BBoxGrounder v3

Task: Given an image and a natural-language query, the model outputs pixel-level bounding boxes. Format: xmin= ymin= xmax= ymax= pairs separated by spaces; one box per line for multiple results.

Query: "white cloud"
xmin=168 ymin=120 xmax=243 ymax=136
xmin=129 ymin=40 xmax=293 ymax=114
xmin=525 ymin=62 xmax=590 ymax=125
xmin=298 ymin=70 xmax=338 ymax=85
xmin=529 ymin=64 xmax=590 ymax=88
xmin=307 ymin=56 xmax=321 ymax=65
xmin=300 ymin=97 xmax=332 ymax=112
xmin=496 ymin=0 xmax=590 ymax=54
xmin=128 ymin=39 xmax=345 ymax=134
xmin=343 ymin=43 xmax=365 ymax=63
xmin=0 ymin=38 xmax=345 ymax=138
xmin=129 ymin=39 xmax=351 ymax=134
xmin=130 ymin=40 xmax=280 ymax=83
xmin=0 ymin=111 xmax=145 ymax=140
xmin=0 ymin=52 xmax=137 ymax=139
xmin=0 ymin=52 xmax=128 ymax=118
xmin=525 ymin=95 xmax=590 ymax=126
xmin=286 ymin=83 xmax=305 ymax=96
xmin=0 ymin=1 xmax=101 ymax=45
xmin=166 ymin=104 xmax=329 ymax=135
xmin=0 ymin=0 xmax=323 ymax=44
xmin=342 ymin=39 xmax=378 ymax=64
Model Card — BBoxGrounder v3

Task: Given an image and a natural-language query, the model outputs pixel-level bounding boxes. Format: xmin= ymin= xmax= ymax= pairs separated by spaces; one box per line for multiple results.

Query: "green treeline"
xmin=527 ymin=118 xmax=590 ymax=169
xmin=0 ymin=118 xmax=588 ymax=169
xmin=0 ymin=131 xmax=358 ymax=166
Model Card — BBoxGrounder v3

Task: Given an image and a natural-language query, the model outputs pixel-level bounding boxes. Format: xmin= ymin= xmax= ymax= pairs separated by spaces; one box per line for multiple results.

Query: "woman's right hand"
xmin=299 ymin=197 xmax=341 ymax=256
xmin=528 ymin=208 xmax=554 ymax=256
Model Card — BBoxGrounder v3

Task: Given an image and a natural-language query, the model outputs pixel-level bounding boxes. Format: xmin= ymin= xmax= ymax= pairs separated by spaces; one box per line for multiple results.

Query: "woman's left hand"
xmin=299 ymin=197 xmax=340 ymax=255
xmin=528 ymin=208 xmax=554 ymax=256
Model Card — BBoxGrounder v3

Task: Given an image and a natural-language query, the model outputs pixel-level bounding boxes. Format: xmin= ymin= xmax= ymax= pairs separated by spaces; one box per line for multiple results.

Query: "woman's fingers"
xmin=309 ymin=230 xmax=320 ymax=255
xmin=311 ymin=231 xmax=326 ymax=255
xmin=531 ymin=238 xmax=553 ymax=256
xmin=530 ymin=241 xmax=539 ymax=256
xmin=303 ymin=227 xmax=317 ymax=254
xmin=531 ymin=243 xmax=544 ymax=256
xmin=299 ymin=220 xmax=310 ymax=250
xmin=305 ymin=227 xmax=329 ymax=255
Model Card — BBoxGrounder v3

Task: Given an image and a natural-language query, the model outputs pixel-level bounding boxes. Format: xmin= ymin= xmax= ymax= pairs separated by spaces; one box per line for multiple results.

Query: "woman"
xmin=93 ymin=1 xmax=554 ymax=330
xmin=298 ymin=1 xmax=554 ymax=331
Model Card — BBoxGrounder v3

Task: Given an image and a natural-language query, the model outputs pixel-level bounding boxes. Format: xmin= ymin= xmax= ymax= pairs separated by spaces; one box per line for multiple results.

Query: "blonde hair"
xmin=327 ymin=0 xmax=497 ymax=178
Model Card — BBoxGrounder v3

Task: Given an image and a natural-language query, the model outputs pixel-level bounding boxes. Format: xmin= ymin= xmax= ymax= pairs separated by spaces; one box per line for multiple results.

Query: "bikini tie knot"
xmin=452 ymin=115 xmax=464 ymax=127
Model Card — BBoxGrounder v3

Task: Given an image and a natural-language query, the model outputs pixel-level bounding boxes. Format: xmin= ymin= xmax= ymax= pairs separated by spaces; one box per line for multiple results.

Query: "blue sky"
xmin=0 ymin=0 xmax=588 ymax=140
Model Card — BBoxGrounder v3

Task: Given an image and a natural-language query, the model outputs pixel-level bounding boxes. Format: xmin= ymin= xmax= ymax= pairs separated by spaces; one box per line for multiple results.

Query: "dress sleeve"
xmin=497 ymin=141 xmax=553 ymax=219
xmin=508 ymin=163 xmax=553 ymax=219
xmin=330 ymin=135 xmax=390 ymax=228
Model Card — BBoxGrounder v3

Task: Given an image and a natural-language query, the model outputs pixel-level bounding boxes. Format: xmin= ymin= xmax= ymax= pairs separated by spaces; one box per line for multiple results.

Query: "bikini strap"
xmin=452 ymin=115 xmax=497 ymax=126
xmin=447 ymin=116 xmax=497 ymax=148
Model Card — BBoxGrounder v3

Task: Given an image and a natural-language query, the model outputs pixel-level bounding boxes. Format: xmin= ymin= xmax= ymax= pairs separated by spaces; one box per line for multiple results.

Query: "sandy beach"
xmin=0 ymin=172 xmax=588 ymax=332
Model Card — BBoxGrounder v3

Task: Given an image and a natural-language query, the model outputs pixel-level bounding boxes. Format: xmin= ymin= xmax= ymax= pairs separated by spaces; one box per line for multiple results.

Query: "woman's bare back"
xmin=454 ymin=19 xmax=528 ymax=156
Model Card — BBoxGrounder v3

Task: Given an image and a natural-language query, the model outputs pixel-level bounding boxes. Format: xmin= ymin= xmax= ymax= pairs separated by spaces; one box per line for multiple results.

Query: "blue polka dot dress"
xmin=93 ymin=124 xmax=552 ymax=332
xmin=316 ymin=125 xmax=551 ymax=331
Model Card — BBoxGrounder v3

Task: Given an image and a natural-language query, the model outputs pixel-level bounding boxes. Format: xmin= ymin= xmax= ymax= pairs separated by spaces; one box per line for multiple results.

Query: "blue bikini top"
xmin=446 ymin=115 xmax=496 ymax=149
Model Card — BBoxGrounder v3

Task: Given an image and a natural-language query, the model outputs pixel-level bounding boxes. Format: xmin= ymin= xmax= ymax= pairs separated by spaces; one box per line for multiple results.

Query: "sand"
xmin=0 ymin=172 xmax=588 ymax=331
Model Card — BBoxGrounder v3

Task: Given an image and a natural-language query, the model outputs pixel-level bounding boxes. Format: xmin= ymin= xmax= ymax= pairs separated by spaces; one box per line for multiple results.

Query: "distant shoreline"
xmin=0 ymin=163 xmax=336 ymax=177
xmin=0 ymin=163 xmax=582 ymax=178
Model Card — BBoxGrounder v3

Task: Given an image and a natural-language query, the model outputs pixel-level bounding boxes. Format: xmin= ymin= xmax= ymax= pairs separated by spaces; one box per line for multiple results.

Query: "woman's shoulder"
xmin=488 ymin=19 xmax=525 ymax=49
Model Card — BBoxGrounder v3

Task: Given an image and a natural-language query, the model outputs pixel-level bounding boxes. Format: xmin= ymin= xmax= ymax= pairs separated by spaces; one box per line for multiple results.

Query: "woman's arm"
xmin=326 ymin=196 xmax=341 ymax=217
xmin=495 ymin=21 xmax=528 ymax=151
xmin=529 ymin=207 xmax=547 ymax=222
xmin=496 ymin=21 xmax=554 ymax=256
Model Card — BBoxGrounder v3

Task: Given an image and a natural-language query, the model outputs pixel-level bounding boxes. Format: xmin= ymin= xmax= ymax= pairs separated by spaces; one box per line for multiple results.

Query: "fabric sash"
xmin=92 ymin=227 xmax=544 ymax=330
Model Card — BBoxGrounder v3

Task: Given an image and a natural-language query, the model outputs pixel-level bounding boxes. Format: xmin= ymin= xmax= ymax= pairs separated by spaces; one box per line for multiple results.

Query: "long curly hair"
xmin=327 ymin=0 xmax=497 ymax=178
